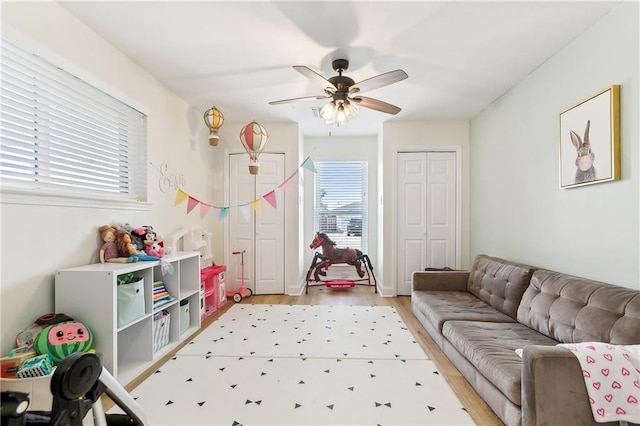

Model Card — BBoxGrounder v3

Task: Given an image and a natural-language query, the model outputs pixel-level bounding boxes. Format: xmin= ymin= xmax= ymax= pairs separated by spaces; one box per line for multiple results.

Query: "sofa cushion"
xmin=467 ymin=255 xmax=534 ymax=319
xmin=412 ymin=290 xmax=516 ymax=333
xmin=517 ymin=269 xmax=640 ymax=345
xmin=442 ymin=321 xmax=558 ymax=406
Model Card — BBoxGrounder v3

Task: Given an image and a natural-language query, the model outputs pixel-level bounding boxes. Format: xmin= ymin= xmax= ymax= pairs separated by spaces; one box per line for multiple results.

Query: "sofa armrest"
xmin=521 ymin=345 xmax=620 ymax=426
xmin=411 ymin=270 xmax=469 ymax=292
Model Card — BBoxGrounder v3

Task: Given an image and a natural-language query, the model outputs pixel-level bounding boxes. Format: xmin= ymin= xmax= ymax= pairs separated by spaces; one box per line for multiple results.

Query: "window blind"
xmin=313 ymin=161 xmax=367 ymax=250
xmin=0 ymin=39 xmax=147 ymax=201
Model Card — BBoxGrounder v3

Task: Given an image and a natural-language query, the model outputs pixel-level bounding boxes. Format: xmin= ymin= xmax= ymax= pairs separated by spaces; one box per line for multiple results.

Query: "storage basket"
xmin=153 ymin=310 xmax=170 ymax=352
xmin=0 ymin=369 xmax=55 ymax=411
xmin=117 ymin=278 xmax=145 ymax=327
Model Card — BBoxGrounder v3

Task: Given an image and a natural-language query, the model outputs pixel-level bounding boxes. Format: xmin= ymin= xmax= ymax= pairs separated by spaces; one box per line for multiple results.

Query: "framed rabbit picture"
xmin=559 ymin=85 xmax=620 ymax=189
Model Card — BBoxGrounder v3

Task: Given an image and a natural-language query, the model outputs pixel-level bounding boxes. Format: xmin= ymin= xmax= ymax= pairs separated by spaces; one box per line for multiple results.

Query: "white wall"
xmin=0 ymin=2 xmax=216 ymax=354
xmin=381 ymin=120 xmax=471 ymax=295
xmin=470 ymin=2 xmax=639 ymax=289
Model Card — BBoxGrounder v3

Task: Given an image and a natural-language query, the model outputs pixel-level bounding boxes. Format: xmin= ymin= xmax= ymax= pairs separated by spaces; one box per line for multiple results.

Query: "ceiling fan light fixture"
xmin=320 ymin=99 xmax=358 ymax=125
xmin=319 ymin=101 xmax=337 ymax=120
xmin=270 ymin=60 xmax=406 ymax=122
xmin=343 ymin=101 xmax=359 ymax=119
xmin=336 ymin=103 xmax=348 ymax=123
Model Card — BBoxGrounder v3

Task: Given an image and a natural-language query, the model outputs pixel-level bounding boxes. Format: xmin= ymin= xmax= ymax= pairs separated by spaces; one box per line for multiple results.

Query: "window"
xmin=0 ymin=39 xmax=147 ymax=203
xmin=313 ymin=161 xmax=367 ymax=250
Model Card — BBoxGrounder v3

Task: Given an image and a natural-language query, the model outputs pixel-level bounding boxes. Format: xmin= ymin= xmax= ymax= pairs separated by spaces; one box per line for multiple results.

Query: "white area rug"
xmin=116 ymin=304 xmax=474 ymax=426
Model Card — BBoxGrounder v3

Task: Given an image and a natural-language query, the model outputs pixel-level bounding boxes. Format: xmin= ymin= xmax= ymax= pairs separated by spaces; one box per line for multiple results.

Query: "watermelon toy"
xmin=33 ymin=321 xmax=93 ymax=364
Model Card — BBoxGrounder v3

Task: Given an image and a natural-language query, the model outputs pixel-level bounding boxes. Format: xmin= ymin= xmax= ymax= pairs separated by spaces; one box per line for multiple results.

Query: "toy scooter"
xmin=226 ymin=250 xmax=252 ymax=303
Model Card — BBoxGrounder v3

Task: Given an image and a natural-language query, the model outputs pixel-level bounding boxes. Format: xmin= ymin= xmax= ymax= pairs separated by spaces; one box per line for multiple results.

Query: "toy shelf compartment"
xmin=55 ymin=251 xmax=201 ymax=386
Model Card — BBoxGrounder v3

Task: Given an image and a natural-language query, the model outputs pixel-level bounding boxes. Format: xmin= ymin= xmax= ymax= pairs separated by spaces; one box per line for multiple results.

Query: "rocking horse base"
xmin=305 ymin=275 xmax=377 ymax=294
xmin=325 ymin=279 xmax=356 ymax=289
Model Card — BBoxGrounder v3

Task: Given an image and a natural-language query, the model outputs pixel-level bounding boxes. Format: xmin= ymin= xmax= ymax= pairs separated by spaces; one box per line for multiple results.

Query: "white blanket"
xmin=558 ymin=342 xmax=640 ymax=424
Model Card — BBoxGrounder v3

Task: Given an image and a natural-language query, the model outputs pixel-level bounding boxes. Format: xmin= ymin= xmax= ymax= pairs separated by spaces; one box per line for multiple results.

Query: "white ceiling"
xmin=59 ymin=1 xmax=619 ymax=137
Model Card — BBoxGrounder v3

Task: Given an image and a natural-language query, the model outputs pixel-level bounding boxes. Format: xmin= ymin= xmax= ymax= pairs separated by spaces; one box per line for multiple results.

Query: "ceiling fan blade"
xmin=351 ymin=96 xmax=402 ymax=115
xmin=269 ymin=94 xmax=330 ymax=105
xmin=349 ymin=69 xmax=408 ymax=94
xmin=293 ymin=65 xmax=337 ymax=92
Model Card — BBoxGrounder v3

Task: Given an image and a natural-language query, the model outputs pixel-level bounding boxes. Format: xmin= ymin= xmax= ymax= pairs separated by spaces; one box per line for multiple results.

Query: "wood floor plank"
xmin=113 ymin=286 xmax=503 ymax=425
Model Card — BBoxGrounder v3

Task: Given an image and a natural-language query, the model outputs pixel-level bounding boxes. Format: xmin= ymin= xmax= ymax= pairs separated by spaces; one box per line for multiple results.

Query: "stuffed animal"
xmin=16 ymin=323 xmax=43 ymax=350
xmin=130 ymin=226 xmax=147 ymax=252
xmin=116 ymin=230 xmax=139 ymax=257
xmin=33 ymin=320 xmax=94 ymax=365
xmin=99 ymin=225 xmax=137 ymax=263
xmin=14 ymin=313 xmax=73 ymax=350
xmin=142 ymin=230 xmax=165 ymax=258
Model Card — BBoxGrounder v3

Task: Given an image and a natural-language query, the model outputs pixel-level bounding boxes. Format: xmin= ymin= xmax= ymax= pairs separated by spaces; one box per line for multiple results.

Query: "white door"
xmin=229 ymin=153 xmax=285 ymax=294
xmin=396 ymin=151 xmax=457 ymax=295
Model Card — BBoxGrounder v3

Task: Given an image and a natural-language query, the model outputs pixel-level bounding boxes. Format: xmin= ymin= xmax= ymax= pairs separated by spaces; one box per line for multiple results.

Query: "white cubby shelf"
xmin=55 ymin=251 xmax=201 ymax=386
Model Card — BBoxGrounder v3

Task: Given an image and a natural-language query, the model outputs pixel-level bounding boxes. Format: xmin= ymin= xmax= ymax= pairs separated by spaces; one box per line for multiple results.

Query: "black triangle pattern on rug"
xmin=110 ymin=304 xmax=473 ymax=425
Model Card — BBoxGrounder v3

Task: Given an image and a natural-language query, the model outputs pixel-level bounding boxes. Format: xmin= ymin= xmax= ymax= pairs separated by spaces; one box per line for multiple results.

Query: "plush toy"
xmin=33 ymin=320 xmax=94 ymax=365
xmin=99 ymin=225 xmax=138 ymax=263
xmin=142 ymin=230 xmax=165 ymax=258
xmin=130 ymin=227 xmax=147 ymax=252
xmin=16 ymin=324 xmax=43 ymax=351
xmin=116 ymin=230 xmax=139 ymax=257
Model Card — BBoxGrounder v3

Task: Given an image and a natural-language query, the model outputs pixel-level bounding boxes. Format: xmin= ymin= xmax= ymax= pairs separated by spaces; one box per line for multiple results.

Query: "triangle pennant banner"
xmin=263 ymin=190 xmax=277 ymax=209
xmin=278 ymin=177 xmax=291 ymax=195
xmin=279 ymin=171 xmax=299 ymax=195
xmin=239 ymin=204 xmax=251 ymax=222
xmin=301 ymin=157 xmax=316 ymax=172
xmin=174 ymin=189 xmax=189 ymax=206
xmin=200 ymin=203 xmax=212 ymax=219
xmin=186 ymin=196 xmax=200 ymax=214
xmin=218 ymin=207 xmax=229 ymax=221
xmin=250 ymin=198 xmax=262 ymax=215
xmin=171 ymin=156 xmax=319 ymax=221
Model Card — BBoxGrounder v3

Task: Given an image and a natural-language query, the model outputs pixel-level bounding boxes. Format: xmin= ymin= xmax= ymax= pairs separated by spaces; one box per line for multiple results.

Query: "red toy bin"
xmin=200 ymin=265 xmax=226 ymax=320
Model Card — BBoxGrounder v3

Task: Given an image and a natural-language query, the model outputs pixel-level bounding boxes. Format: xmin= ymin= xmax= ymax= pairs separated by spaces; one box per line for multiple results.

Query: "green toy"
xmin=33 ymin=321 xmax=94 ymax=364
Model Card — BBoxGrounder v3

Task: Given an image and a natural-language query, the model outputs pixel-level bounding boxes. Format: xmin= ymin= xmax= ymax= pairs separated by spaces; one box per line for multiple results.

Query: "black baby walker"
xmin=1 ymin=352 xmax=148 ymax=426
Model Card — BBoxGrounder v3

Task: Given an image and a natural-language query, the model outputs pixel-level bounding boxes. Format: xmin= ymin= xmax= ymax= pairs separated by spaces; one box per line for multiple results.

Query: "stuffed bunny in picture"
xmin=570 ymin=119 xmax=596 ymax=184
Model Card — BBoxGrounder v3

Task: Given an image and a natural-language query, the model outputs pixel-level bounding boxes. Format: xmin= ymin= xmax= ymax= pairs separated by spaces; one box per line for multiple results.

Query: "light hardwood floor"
xmin=123 ymin=286 xmax=504 ymax=425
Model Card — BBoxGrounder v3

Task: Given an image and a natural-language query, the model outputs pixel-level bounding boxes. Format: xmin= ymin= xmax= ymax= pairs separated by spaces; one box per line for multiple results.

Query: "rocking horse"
xmin=306 ymin=232 xmax=377 ymax=293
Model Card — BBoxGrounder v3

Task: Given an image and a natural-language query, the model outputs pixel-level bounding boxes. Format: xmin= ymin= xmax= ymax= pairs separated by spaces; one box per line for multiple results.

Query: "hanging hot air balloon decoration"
xmin=203 ymin=106 xmax=224 ymax=146
xmin=239 ymin=121 xmax=269 ymax=175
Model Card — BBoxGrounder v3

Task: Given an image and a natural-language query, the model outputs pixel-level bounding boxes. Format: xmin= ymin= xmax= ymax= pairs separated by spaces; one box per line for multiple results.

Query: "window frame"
xmin=0 ymin=30 xmax=150 ymax=210
xmin=312 ymin=160 xmax=368 ymax=251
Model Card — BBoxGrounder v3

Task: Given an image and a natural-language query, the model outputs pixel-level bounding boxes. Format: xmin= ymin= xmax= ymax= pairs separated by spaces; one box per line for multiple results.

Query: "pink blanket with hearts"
xmin=558 ymin=342 xmax=640 ymax=423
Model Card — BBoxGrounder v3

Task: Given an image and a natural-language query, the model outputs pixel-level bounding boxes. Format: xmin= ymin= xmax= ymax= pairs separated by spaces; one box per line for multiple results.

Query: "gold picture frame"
xmin=559 ymin=85 xmax=620 ymax=189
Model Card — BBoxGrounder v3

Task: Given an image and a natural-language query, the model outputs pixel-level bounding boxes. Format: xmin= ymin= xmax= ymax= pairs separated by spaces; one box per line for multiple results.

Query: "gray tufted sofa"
xmin=411 ymin=254 xmax=640 ymax=426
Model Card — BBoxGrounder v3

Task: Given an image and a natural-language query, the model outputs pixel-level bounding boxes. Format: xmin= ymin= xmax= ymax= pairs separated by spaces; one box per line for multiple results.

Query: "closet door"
xmin=396 ymin=151 xmax=457 ymax=295
xmin=229 ymin=154 xmax=255 ymax=292
xmin=254 ymin=154 xmax=284 ymax=294
xmin=228 ymin=153 xmax=284 ymax=295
